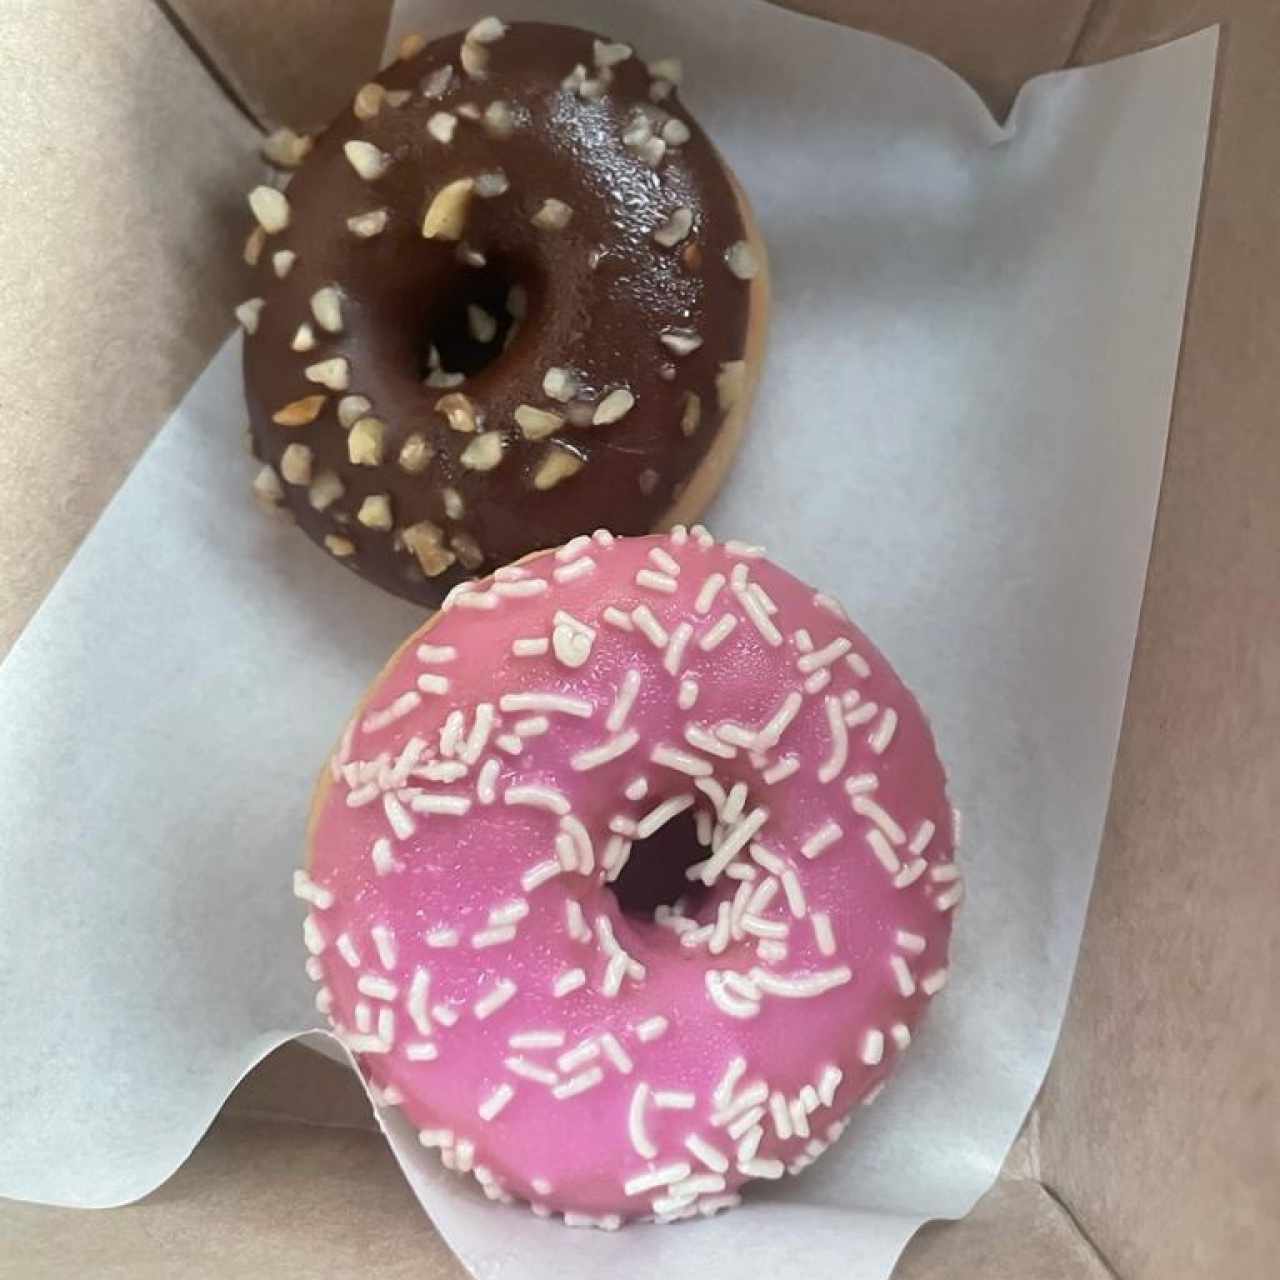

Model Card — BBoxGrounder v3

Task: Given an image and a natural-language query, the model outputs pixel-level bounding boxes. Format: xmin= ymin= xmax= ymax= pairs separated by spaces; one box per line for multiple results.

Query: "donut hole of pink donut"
xmin=301 ymin=529 xmax=959 ymax=1227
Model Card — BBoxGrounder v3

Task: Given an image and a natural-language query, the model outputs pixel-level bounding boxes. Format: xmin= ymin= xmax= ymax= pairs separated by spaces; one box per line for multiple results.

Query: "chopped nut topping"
xmin=515 ymin=404 xmax=564 ymax=440
xmin=460 ymin=41 xmax=490 ymax=78
xmin=248 ymin=186 xmax=289 ymax=234
xmin=272 ymin=394 xmax=327 ymax=427
xmin=422 ymin=177 xmax=475 ymax=240
xmin=358 ymin=493 xmax=394 ymax=530
xmin=460 ymin=431 xmax=504 ymax=471
xmin=593 ymin=388 xmax=635 ymax=425
xmin=343 ymin=140 xmax=390 ymax=181
xmin=456 ymin=102 xmax=482 ymax=120
xmin=402 ymin=521 xmax=455 ymax=576
xmin=428 ymin=111 xmax=457 ymax=143
xmin=261 ymin=128 xmax=312 ymax=168
xmin=647 ymin=57 xmax=684 ymax=84
xmin=386 ymin=90 xmax=412 ymax=108
xmin=280 ymin=442 xmax=314 ymax=485
xmin=622 ymin=115 xmax=652 ymax=147
xmin=450 ymin=531 xmax=484 ymax=570
xmin=533 ymin=446 xmax=584 ymax=490
xmin=243 ymin=225 xmax=266 ymax=266
xmin=442 ymin=486 xmax=465 ymax=519
xmin=658 ymin=363 xmax=676 ymax=382
xmin=398 ymin=32 xmax=427 ymax=60
xmin=660 ymin=328 xmax=703 ymax=356
xmin=654 ymin=206 xmax=694 ymax=247
xmin=579 ymin=77 xmax=608 ymax=101
xmin=483 ymin=99 xmax=515 ymax=137
xmin=562 ymin=64 xmax=588 ymax=92
xmin=681 ymin=391 xmax=702 ymax=436
xmin=308 ymin=469 xmax=344 ymax=511
xmin=436 ymin=391 xmax=480 ymax=433
xmin=338 ymin=395 xmax=371 ymax=428
xmin=272 ymin=249 xmax=296 ymax=278
xmin=649 ymin=80 xmax=674 ymax=103
xmin=566 ymin=401 xmax=595 ymax=427
xmin=681 ymin=241 xmax=703 ymax=270
xmin=290 ymin=324 xmax=315 ymax=353
xmin=531 ymin=198 xmax=573 ymax=231
xmin=234 ymin=298 xmax=264 ymax=334
xmin=594 ymin=39 xmax=633 ymax=67
xmin=305 ymin=357 xmax=350 ymax=391
xmin=347 ymin=208 xmax=388 ymax=238
xmin=353 ymin=82 xmax=385 ymax=119
xmin=422 ymin=65 xmax=454 ymax=98
xmin=638 ymin=136 xmax=667 ymax=167
xmin=348 ymin=416 xmax=386 ymax=465
xmin=717 ymin=359 xmax=746 ymax=411
xmin=310 ymin=286 xmax=343 ymax=334
xmin=467 ymin=16 xmax=507 ymax=44
xmin=507 ymin=283 xmax=527 ymax=318
xmin=638 ymin=468 xmax=660 ymax=495
xmin=425 ymin=369 xmax=465 ymax=388
xmin=543 ymin=367 xmax=577 ymax=401
xmin=398 ymin=433 xmax=433 ymax=473
xmin=252 ymin=465 xmax=283 ymax=506
xmin=662 ymin=118 xmax=692 ymax=146
xmin=475 ymin=170 xmax=510 ymax=197
xmin=456 ymin=242 xmax=486 ymax=267
xmin=325 ymin=534 xmax=356 ymax=558
xmin=725 ymin=240 xmax=759 ymax=280
xmin=467 ymin=305 xmax=497 ymax=343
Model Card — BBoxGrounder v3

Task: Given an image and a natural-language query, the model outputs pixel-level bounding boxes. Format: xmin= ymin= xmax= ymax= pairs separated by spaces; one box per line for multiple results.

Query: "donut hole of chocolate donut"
xmin=610 ymin=807 xmax=712 ymax=921
xmin=418 ymin=256 xmax=533 ymax=381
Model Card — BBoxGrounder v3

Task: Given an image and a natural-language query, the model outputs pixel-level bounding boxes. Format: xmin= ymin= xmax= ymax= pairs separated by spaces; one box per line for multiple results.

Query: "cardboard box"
xmin=1 ymin=1 xmax=1275 ymax=1276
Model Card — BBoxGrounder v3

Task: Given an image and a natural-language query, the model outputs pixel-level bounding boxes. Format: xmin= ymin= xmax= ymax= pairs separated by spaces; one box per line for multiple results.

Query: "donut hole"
xmin=419 ymin=257 xmax=530 ymax=380
xmin=610 ymin=808 xmax=713 ymax=920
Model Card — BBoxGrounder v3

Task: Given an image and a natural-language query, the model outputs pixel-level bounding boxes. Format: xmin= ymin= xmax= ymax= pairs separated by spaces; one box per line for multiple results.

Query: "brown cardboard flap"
xmin=1038 ymin=4 xmax=1280 ymax=1278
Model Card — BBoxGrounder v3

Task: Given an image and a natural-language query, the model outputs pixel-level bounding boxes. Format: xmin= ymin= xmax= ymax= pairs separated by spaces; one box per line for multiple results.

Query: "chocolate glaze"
xmin=243 ymin=21 xmax=756 ymax=605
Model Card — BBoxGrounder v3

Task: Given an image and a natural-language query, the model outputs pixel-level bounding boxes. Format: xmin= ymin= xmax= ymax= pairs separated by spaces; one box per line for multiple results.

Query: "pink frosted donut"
xmin=298 ymin=529 xmax=960 ymax=1225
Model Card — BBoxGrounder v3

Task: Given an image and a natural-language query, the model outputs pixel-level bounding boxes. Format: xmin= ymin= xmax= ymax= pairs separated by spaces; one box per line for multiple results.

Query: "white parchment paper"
xmin=0 ymin=3 xmax=1215 ymax=1277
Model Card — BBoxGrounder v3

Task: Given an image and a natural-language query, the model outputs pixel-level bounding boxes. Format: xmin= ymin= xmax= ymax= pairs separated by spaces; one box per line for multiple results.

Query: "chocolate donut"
xmin=240 ymin=18 xmax=769 ymax=605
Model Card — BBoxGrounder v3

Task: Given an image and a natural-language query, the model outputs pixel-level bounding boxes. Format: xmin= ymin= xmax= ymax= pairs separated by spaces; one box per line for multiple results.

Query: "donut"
xmin=240 ymin=19 xmax=768 ymax=606
xmin=297 ymin=529 xmax=960 ymax=1225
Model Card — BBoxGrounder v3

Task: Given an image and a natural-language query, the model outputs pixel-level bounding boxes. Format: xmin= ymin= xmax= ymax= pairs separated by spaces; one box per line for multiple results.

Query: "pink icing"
xmin=300 ymin=528 xmax=959 ymax=1226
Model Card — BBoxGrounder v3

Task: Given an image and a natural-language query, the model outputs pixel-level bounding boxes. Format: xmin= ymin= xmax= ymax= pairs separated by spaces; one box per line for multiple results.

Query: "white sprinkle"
xmin=685 ymin=1133 xmax=729 ymax=1173
xmin=635 ymin=1015 xmax=668 ymax=1043
xmin=555 ymin=535 xmax=592 ymax=562
xmin=707 ymin=901 xmax=732 ymax=954
xmin=512 ymin=637 xmax=550 ymax=661
xmin=869 ymin=709 xmax=898 ymax=755
xmin=602 ymin=835 xmax=633 ymax=878
xmin=756 ymin=691 xmax=804 ymax=748
xmin=664 ymin=622 xmax=693 ymax=675
xmin=846 ymin=702 xmax=878 ymax=729
xmin=780 ymin=869 xmax=806 ymax=917
xmin=750 ymin=965 xmax=853 ymax=998
xmin=811 ymin=912 xmax=836 ymax=956
xmin=935 ymin=882 xmax=965 ymax=912
xmin=630 ymin=605 xmax=669 ymax=648
xmin=736 ymin=1127 xmax=763 ymax=1163
xmin=727 ymin=1106 xmax=766 ymax=1141
xmin=406 ymin=969 xmax=431 ymax=1035
xmin=509 ymin=1029 xmax=566 ymax=1053
xmin=651 ymin=1089 xmax=695 ymax=1110
xmin=844 ymin=772 xmax=880 ymax=797
xmin=723 ymin=782 xmax=748 ymax=824
xmin=909 ymin=820 xmax=937 ymax=855
xmin=494 ymin=578 xmax=549 ymax=599
xmin=601 ymin=1033 xmax=634 ymax=1074
xmin=417 ymin=643 xmax=457 ymax=665
xmin=797 ymin=637 xmax=852 ymax=675
xmin=713 ymin=1058 xmax=747 ymax=1108
xmin=377 ymin=1006 xmax=396 ymax=1045
xmin=557 ymin=1039 xmax=601 ymax=1073
xmin=598 ymin=669 xmax=643 ymax=736
xmin=504 ymin=785 xmax=570 ymax=815
xmin=495 ymin=734 xmax=523 ymax=755
xmin=788 ymin=1098 xmax=810 ymax=1138
xmin=601 ymin=951 xmax=629 ymax=997
xmin=355 ymin=1002 xmax=373 ymax=1033
xmin=418 ymin=1127 xmax=452 ymax=1149
xmin=314 ymin=987 xmax=333 ymax=1014
xmin=699 ymin=806 xmax=768 ymax=883
xmin=921 ymin=968 xmax=949 ymax=995
xmin=685 ymin=724 xmax=738 ymax=759
xmin=931 ymin=863 xmax=962 ymax=883
xmin=478 ymin=1083 xmax=515 ymax=1121
xmin=649 ymin=546 xmax=681 ymax=576
xmin=409 ymin=793 xmax=472 ymax=817
xmin=672 ymin=679 xmax=699 ymax=713
xmin=698 ymin=612 xmax=738 ymax=652
xmin=504 ymin=1053 xmax=557 ymax=1081
xmin=740 ymin=1157 xmax=786 ymax=1180
xmin=554 ymin=968 xmax=587 ymax=997
xmin=293 ymin=871 xmax=334 ymax=910
xmin=894 ymin=858 xmax=928 ymax=889
xmin=302 ymin=914 xmax=326 ymax=955
xmin=742 ymin=914 xmax=788 ymax=940
xmin=705 ymin=971 xmax=760 ymax=1019
xmin=515 ymin=717 xmax=550 ymax=739
xmin=554 ymin=556 xmax=596 ymax=584
xmin=383 ymin=793 xmax=416 ymax=841
xmin=637 ymin=793 xmax=695 ymax=838
xmin=474 ymin=978 xmax=518 ymax=1020
xmin=749 ymin=583 xmax=778 ymax=616
xmin=433 ymin=1004 xmax=460 ymax=1026
xmin=854 ymin=796 xmax=907 ymax=844
xmin=624 ymin=1162 xmax=691 ymax=1196
xmin=471 ymin=925 xmax=517 ymax=949
xmin=416 ymin=760 xmax=468 ymax=784
xmin=805 ymin=669 xmax=832 ymax=695
xmin=817 ymin=696 xmax=850 ymax=785
xmin=500 ymin=692 xmax=592 ymax=718
xmin=724 ymin=540 xmax=763 ymax=559
xmin=521 ymin=859 xmax=561 ymax=892
xmin=816 ymin=1065 xmax=844 ymax=1108
xmin=362 ymin=690 xmax=423 ymax=733
xmin=454 ymin=1138 xmax=475 ymax=1171
xmin=572 ymin=729 xmax=639 ymax=771
xmin=861 ymin=1028 xmax=885 ymax=1066
xmin=746 ymin=876 xmax=779 ymax=916
xmin=694 ymin=573 xmax=725 ymax=614
xmin=895 ymin=930 xmax=926 ymax=954
xmin=305 ymin=956 xmax=324 ymax=981
xmin=650 ymin=744 xmax=713 ymax=778
xmin=627 ymin=1083 xmax=657 ymax=1157
xmin=762 ymin=756 xmax=800 ymax=785
xmin=867 ymin=829 xmax=903 ymax=874
xmin=734 ymin=581 xmax=783 ymax=646
xmin=768 ymin=1091 xmax=793 ymax=1139
xmin=344 ymin=1033 xmax=389 ymax=1055
xmin=365 ymin=924 xmax=396 ymax=971
xmin=890 ymin=955 xmax=916 ymax=997
xmin=426 ymin=927 xmax=459 ymax=948
xmin=471 ymin=757 xmax=499 ymax=806
xmin=336 ymin=933 xmax=361 ymax=967
xmin=554 ymin=1066 xmax=605 ymax=1099
xmin=890 ymin=1023 xmax=912 ymax=1050
xmin=603 ymin=606 xmax=633 ymax=631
